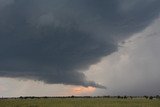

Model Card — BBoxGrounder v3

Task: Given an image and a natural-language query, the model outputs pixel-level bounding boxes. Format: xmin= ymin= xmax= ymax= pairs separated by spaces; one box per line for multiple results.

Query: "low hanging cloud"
xmin=0 ymin=0 xmax=160 ymax=88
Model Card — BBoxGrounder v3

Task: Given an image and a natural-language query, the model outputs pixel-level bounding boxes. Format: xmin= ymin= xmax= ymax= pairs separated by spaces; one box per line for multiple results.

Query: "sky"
xmin=0 ymin=0 xmax=160 ymax=97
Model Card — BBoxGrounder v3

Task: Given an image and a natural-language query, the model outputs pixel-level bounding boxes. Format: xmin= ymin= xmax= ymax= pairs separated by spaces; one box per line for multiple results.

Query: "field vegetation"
xmin=0 ymin=96 xmax=160 ymax=107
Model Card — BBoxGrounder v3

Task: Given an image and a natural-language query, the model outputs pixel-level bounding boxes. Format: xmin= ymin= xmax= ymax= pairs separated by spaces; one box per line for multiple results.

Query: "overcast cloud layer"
xmin=0 ymin=0 xmax=160 ymax=88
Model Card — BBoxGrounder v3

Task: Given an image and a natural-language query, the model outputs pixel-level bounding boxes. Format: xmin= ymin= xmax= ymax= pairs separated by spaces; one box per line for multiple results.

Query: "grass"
xmin=0 ymin=98 xmax=160 ymax=107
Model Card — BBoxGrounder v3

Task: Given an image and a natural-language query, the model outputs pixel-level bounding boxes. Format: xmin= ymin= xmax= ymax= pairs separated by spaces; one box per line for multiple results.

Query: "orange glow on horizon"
xmin=72 ymin=86 xmax=96 ymax=95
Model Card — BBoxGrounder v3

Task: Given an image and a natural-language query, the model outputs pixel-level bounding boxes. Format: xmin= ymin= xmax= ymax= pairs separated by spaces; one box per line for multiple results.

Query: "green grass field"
xmin=0 ymin=98 xmax=160 ymax=107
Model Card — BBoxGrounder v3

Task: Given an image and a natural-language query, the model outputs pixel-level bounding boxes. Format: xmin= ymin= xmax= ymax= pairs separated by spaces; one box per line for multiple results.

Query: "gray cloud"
xmin=0 ymin=0 xmax=14 ymax=10
xmin=88 ymin=21 xmax=160 ymax=95
xmin=0 ymin=0 xmax=160 ymax=88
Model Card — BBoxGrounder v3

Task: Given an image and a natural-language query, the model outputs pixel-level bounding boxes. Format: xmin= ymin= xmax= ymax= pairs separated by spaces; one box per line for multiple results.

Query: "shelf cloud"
xmin=0 ymin=0 xmax=160 ymax=88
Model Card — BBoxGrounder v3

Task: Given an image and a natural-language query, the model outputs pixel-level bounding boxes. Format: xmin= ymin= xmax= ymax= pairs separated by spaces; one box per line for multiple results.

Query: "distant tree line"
xmin=0 ymin=95 xmax=160 ymax=100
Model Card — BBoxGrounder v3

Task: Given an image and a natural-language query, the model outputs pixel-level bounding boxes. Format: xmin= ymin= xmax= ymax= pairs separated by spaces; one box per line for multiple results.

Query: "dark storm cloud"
xmin=0 ymin=0 xmax=160 ymax=88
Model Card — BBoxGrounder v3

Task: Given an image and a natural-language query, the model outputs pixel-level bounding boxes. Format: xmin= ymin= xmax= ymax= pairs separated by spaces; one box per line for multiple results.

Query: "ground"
xmin=0 ymin=98 xmax=160 ymax=107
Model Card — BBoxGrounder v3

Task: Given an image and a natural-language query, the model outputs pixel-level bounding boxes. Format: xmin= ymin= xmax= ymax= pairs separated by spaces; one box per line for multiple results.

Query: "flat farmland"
xmin=0 ymin=98 xmax=160 ymax=107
